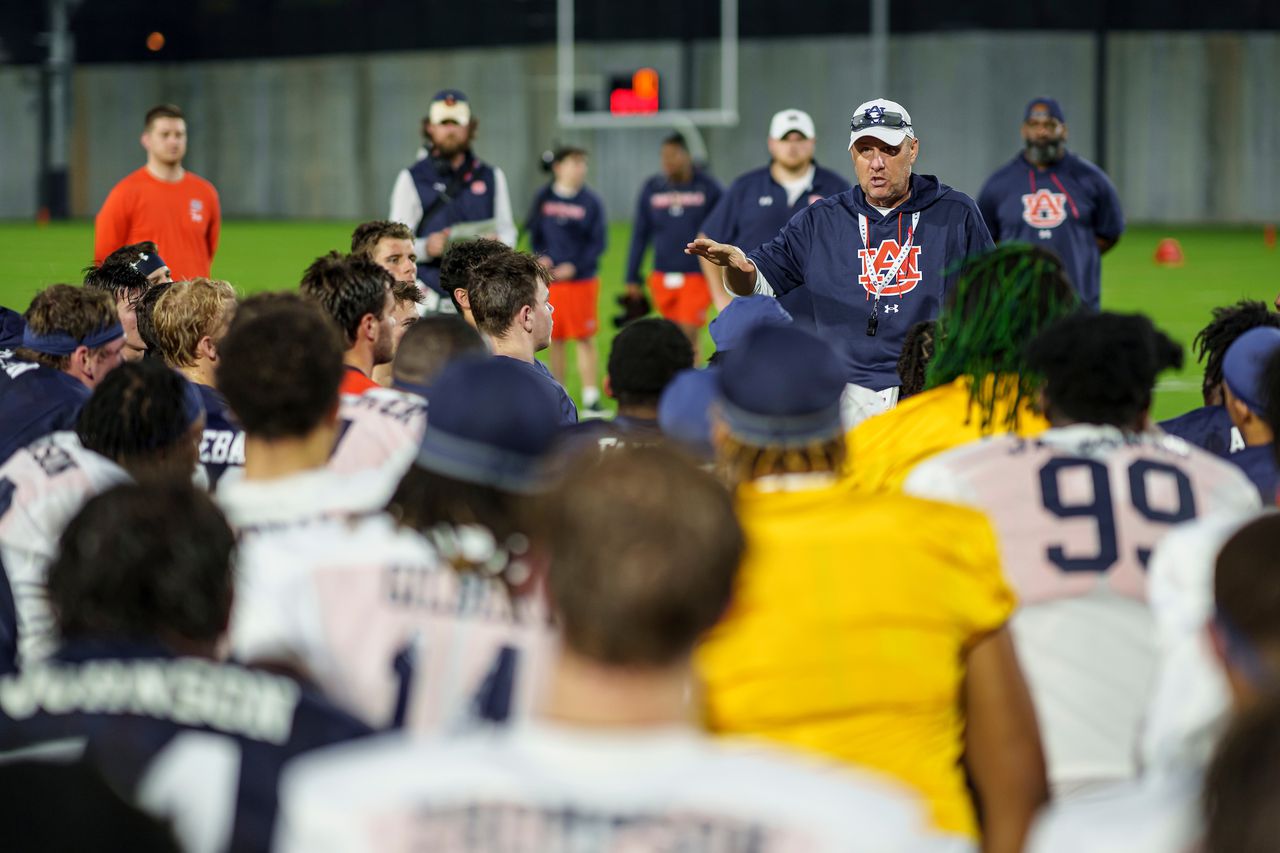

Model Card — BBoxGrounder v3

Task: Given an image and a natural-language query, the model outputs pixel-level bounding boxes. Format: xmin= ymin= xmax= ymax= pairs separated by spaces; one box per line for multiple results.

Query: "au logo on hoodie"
xmin=857 ymin=240 xmax=923 ymax=297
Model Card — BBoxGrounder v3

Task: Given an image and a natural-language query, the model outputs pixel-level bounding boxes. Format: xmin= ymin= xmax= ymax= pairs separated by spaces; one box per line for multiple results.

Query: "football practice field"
xmin=0 ymin=220 xmax=1275 ymax=421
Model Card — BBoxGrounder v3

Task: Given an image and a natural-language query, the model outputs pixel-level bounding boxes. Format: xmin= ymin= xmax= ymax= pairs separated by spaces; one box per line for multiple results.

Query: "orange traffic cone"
xmin=1266 ymin=224 xmax=1277 ymax=250
xmin=1154 ymin=238 xmax=1184 ymax=267
xmin=36 ymin=207 xmax=50 ymax=227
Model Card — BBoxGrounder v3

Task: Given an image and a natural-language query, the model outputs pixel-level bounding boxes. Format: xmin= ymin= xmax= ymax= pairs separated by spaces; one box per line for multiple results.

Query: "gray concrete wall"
xmin=0 ymin=31 xmax=1275 ymax=223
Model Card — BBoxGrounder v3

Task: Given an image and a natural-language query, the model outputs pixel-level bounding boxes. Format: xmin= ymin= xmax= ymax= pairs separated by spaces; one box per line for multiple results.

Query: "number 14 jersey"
xmin=905 ymin=424 xmax=1258 ymax=792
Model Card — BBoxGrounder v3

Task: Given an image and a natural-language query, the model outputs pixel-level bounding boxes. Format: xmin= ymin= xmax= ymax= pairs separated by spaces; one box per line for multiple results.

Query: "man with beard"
xmin=93 ymin=104 xmax=221 ymax=280
xmin=300 ymin=253 xmax=397 ymax=396
xmin=389 ymin=90 xmax=517 ymax=302
xmin=977 ymin=97 xmax=1124 ymax=310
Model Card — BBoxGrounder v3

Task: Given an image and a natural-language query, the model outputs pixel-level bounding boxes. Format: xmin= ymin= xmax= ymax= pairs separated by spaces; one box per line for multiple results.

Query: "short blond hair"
xmin=152 ymin=278 xmax=237 ymax=368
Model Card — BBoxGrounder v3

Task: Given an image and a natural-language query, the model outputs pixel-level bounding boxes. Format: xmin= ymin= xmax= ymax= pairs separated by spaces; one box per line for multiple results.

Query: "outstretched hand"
xmin=685 ymin=238 xmax=755 ymax=274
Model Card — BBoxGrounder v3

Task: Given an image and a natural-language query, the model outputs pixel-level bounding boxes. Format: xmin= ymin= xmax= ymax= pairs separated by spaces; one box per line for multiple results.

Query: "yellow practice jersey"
xmin=697 ymin=476 xmax=1015 ymax=839
xmin=849 ymin=375 xmax=1049 ymax=495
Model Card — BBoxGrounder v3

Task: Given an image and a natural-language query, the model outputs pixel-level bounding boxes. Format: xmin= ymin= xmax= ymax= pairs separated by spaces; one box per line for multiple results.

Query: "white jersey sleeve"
xmin=328 ymin=389 xmax=426 ymax=492
xmin=276 ymin=724 xmax=964 ymax=853
xmin=389 ymin=168 xmax=426 ymax=261
xmin=1141 ymin=509 xmax=1264 ymax=771
xmin=905 ymin=426 xmax=1259 ymax=791
xmin=491 ymin=167 xmax=517 ymax=248
xmin=230 ymin=514 xmax=554 ymax=734
xmin=1027 ymin=768 xmax=1203 ymax=853
xmin=0 ymin=433 xmax=129 ymax=666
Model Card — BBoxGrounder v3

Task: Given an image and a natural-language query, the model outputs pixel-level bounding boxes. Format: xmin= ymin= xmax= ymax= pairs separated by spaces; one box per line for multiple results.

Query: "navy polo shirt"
xmin=0 ymin=355 xmax=90 ymax=466
xmin=977 ymin=151 xmax=1124 ymax=310
xmin=625 ymin=170 xmax=723 ymax=282
xmin=701 ymin=163 xmax=852 ymax=328
xmin=748 ymin=173 xmax=994 ymax=390
xmin=526 ymin=184 xmax=607 ymax=281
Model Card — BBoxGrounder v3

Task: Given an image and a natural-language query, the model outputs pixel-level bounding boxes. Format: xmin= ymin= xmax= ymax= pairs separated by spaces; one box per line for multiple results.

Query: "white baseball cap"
xmin=848 ymin=98 xmax=915 ymax=149
xmin=769 ymin=109 xmax=816 ymax=140
xmin=427 ymin=90 xmax=472 ymax=125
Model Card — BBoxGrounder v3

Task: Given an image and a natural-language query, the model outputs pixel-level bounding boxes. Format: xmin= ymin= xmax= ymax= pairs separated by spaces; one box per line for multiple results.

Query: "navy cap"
xmin=658 ymin=367 xmax=719 ymax=459
xmin=717 ymin=325 xmax=846 ymax=447
xmin=1025 ymin=97 xmax=1065 ymax=123
xmin=428 ymin=90 xmax=472 ymax=125
xmin=0 ymin=307 xmax=25 ymax=350
xmin=709 ymin=296 xmax=792 ymax=354
xmin=1224 ymin=327 xmax=1280 ymax=415
xmin=414 ymin=356 xmax=562 ymax=492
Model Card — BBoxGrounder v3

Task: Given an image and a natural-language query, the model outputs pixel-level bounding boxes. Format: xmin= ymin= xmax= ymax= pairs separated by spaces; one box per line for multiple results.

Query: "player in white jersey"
xmin=232 ymin=356 xmax=563 ymax=734
xmin=906 ymin=312 xmax=1259 ymax=796
xmin=328 ymin=315 xmax=486 ymax=496
xmin=277 ymin=447 xmax=951 ymax=853
xmin=1032 ymin=512 xmax=1280 ymax=852
xmin=0 ymin=360 xmax=204 ymax=669
xmin=212 ymin=294 xmax=388 ymax=535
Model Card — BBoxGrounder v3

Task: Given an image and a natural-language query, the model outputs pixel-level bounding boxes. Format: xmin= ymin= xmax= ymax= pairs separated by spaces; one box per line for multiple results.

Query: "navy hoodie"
xmin=748 ymin=173 xmax=993 ymax=390
xmin=526 ymin=184 xmax=607 ymax=280
xmin=626 ymin=170 xmax=723 ymax=282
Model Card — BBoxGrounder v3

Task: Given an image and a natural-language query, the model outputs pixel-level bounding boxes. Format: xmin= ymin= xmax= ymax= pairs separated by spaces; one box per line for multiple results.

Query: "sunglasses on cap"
xmin=850 ymin=108 xmax=912 ymax=133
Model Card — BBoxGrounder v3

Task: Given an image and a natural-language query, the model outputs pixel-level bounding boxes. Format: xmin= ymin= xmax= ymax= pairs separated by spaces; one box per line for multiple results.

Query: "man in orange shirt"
xmin=299 ymin=252 xmax=397 ymax=396
xmin=94 ymin=104 xmax=221 ymax=280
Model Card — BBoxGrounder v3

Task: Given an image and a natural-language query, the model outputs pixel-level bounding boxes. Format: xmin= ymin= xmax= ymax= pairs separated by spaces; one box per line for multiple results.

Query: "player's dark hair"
xmin=102 ymin=240 xmax=160 ymax=269
xmin=896 ymin=320 xmax=937 ymax=400
xmin=1026 ymin=311 xmax=1183 ymax=429
xmin=48 ymin=483 xmax=234 ymax=645
xmin=17 ymin=284 xmax=119 ymax=371
xmin=350 ymin=220 xmax=414 ymax=259
xmin=388 ymin=466 xmax=532 ymax=594
xmin=1215 ymin=514 xmax=1280 ymax=662
xmin=216 ymin=293 xmax=344 ymax=439
xmin=469 ymin=252 xmax=550 ymax=338
xmin=391 ymin=279 xmax=424 ymax=308
xmin=392 ymin=315 xmax=487 ymax=388
xmin=75 ymin=360 xmax=200 ymax=481
xmin=1204 ymin=695 xmax=1280 ymax=853
xmin=144 ymin=103 xmax=184 ymax=129
xmin=134 ymin=280 xmax=172 ymax=361
xmin=537 ymin=446 xmax=743 ymax=667
xmin=925 ymin=243 xmax=1078 ymax=432
xmin=440 ymin=238 xmax=511 ymax=312
xmin=552 ymin=145 xmax=587 ymax=165
xmin=299 ymin=251 xmax=392 ymax=346
xmin=662 ymin=132 xmax=689 ymax=151
xmin=607 ymin=318 xmax=693 ymax=409
xmin=83 ymin=261 xmax=149 ymax=302
xmin=1194 ymin=301 xmax=1280 ymax=406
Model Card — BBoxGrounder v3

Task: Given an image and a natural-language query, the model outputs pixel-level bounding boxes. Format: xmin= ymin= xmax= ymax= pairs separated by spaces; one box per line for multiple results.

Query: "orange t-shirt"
xmin=93 ymin=167 xmax=221 ymax=280
xmin=340 ymin=366 xmax=379 ymax=397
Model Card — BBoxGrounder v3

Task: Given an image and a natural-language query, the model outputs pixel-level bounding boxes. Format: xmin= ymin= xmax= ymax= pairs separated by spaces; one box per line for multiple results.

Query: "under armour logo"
xmin=884 ymin=304 xmax=900 ymax=313
xmin=758 ymin=196 xmax=773 ymax=206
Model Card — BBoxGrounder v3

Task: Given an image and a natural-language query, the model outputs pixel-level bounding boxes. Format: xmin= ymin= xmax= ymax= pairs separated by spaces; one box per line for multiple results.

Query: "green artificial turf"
xmin=1 ymin=219 xmax=1276 ymax=420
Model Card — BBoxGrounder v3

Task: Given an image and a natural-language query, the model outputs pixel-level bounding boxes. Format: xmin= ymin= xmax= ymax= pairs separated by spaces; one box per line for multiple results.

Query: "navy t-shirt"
xmin=0 ymin=639 xmax=372 ymax=852
xmin=526 ymin=184 xmax=607 ymax=281
xmin=0 ymin=354 xmax=90 ymax=466
xmin=700 ymin=163 xmax=852 ymax=329
xmin=194 ymin=383 xmax=245 ymax=491
xmin=626 ymin=170 xmax=723 ymax=282
xmin=977 ymin=151 xmax=1124 ymax=310
xmin=1228 ymin=443 xmax=1279 ymax=504
xmin=505 ymin=356 xmax=578 ymax=425
xmin=1159 ymin=404 xmax=1241 ymax=458
xmin=748 ymin=173 xmax=994 ymax=390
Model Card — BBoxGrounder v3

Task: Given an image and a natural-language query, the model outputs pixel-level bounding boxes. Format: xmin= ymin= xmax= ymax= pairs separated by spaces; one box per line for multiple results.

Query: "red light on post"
xmin=610 ymin=68 xmax=660 ymax=115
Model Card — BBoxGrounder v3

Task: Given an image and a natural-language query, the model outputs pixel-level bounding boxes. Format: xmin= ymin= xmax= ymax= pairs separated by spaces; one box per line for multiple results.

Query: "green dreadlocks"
xmin=925 ymin=243 xmax=1079 ymax=432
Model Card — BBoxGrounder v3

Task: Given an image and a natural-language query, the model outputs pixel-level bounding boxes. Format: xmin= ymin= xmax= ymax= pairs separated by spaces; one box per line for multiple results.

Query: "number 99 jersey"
xmin=904 ymin=424 xmax=1259 ymax=794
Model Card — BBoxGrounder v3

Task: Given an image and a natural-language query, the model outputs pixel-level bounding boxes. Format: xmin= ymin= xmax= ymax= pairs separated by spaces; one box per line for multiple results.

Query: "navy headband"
xmin=130 ymin=251 xmax=168 ymax=277
xmin=21 ymin=322 xmax=124 ymax=356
